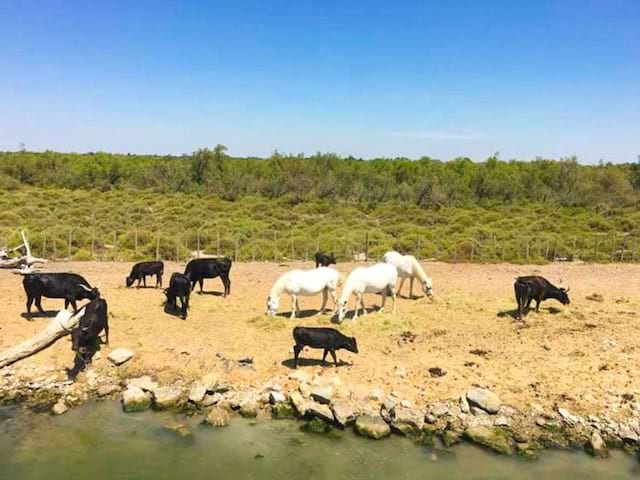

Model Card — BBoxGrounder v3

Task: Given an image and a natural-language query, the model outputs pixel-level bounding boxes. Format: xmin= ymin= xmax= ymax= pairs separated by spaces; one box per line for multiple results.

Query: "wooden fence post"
xmin=234 ymin=237 xmax=239 ymax=261
xmin=365 ymin=233 xmax=370 ymax=262
xmin=42 ymin=233 xmax=47 ymax=259
xmin=67 ymin=229 xmax=72 ymax=261
xmin=291 ymin=232 xmax=295 ymax=260
xmin=273 ymin=231 xmax=278 ymax=262
xmin=156 ymin=232 xmax=160 ymax=261
xmin=91 ymin=227 xmax=95 ymax=260
xmin=113 ymin=232 xmax=117 ymax=261
xmin=216 ymin=226 xmax=221 ymax=257
xmin=134 ymin=230 xmax=138 ymax=257
xmin=196 ymin=230 xmax=201 ymax=259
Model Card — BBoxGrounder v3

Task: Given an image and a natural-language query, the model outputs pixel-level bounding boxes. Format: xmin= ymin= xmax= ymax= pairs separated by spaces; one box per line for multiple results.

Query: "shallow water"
xmin=1 ymin=402 xmax=639 ymax=480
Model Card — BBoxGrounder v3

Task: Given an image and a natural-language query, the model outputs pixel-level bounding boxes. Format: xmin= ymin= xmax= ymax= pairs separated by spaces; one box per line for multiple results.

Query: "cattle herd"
xmin=15 ymin=251 xmax=571 ymax=371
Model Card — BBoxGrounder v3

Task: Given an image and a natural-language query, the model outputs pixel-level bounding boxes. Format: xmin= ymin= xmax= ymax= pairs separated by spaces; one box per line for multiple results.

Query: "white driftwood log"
xmin=0 ymin=308 xmax=85 ymax=369
xmin=0 ymin=230 xmax=47 ymax=270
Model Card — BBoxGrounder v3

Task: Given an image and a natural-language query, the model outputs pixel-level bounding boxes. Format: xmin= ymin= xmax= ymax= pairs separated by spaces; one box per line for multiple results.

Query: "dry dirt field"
xmin=1 ymin=261 xmax=639 ymax=416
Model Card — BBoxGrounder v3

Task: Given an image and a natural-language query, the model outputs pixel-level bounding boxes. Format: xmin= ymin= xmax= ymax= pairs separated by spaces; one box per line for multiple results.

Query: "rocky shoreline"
xmin=2 ymin=362 xmax=640 ymax=461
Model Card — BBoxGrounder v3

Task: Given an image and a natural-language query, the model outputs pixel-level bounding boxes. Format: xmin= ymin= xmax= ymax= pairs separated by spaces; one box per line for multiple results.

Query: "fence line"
xmin=1 ymin=228 xmax=638 ymax=264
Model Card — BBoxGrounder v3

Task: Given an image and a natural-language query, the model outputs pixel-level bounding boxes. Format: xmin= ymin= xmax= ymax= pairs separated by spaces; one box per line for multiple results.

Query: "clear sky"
xmin=0 ymin=1 xmax=638 ymax=162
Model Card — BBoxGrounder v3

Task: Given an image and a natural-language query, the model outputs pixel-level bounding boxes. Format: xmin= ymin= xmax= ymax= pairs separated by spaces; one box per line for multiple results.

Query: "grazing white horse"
xmin=382 ymin=251 xmax=433 ymax=299
xmin=337 ymin=263 xmax=398 ymax=322
xmin=266 ymin=267 xmax=340 ymax=319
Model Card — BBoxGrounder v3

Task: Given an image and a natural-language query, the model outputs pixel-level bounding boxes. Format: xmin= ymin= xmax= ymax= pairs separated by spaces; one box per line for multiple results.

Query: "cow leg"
xmin=535 ymin=298 xmax=541 ymax=313
xmin=191 ymin=280 xmax=196 ymax=292
xmin=199 ymin=279 xmax=204 ymax=294
xmin=26 ymin=295 xmax=34 ymax=314
xmin=181 ymin=296 xmax=187 ymax=319
xmin=143 ymin=276 xmax=147 ymax=288
xmin=330 ymin=349 xmax=338 ymax=367
xmin=70 ymin=299 xmax=78 ymax=312
xmin=35 ymin=296 xmax=44 ymax=313
xmin=293 ymin=344 xmax=303 ymax=369
xmin=104 ymin=321 xmax=110 ymax=345
xmin=223 ymin=275 xmax=231 ymax=296
xmin=321 ymin=349 xmax=328 ymax=366
xmin=398 ymin=277 xmax=406 ymax=296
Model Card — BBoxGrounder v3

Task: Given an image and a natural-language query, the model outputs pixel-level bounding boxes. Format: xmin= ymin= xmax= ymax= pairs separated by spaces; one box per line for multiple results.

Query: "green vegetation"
xmin=0 ymin=149 xmax=639 ymax=263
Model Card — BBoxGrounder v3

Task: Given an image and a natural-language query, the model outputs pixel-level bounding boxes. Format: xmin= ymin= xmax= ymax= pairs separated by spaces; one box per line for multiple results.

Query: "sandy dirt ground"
xmin=1 ymin=261 xmax=638 ymax=416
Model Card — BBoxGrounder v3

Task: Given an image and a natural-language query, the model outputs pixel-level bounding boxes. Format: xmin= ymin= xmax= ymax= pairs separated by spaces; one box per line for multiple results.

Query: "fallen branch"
xmin=0 ymin=308 xmax=86 ymax=369
xmin=0 ymin=230 xmax=47 ymax=270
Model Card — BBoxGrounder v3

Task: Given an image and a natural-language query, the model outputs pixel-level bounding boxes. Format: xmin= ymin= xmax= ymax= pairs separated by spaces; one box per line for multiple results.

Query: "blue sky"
xmin=0 ymin=0 xmax=638 ymax=162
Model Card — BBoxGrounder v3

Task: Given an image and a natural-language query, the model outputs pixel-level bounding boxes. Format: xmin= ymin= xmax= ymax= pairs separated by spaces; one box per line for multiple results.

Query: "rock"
xmin=310 ymin=385 xmax=333 ymax=405
xmin=464 ymin=426 xmax=513 ymax=455
xmin=302 ymin=417 xmax=333 ymax=434
xmin=204 ymin=407 xmax=230 ymax=427
xmin=126 ymin=376 xmax=158 ymax=393
xmin=51 ymin=400 xmax=68 ymax=415
xmin=586 ymin=431 xmax=609 ymax=458
xmin=202 ymin=393 xmax=223 ymax=407
xmin=272 ymin=402 xmax=296 ymax=419
xmin=459 ymin=395 xmax=470 ymax=413
xmin=442 ymin=430 xmax=462 ymax=447
xmin=535 ymin=417 xmax=546 ymax=427
xmin=429 ymin=402 xmax=450 ymax=417
xmin=107 ymin=348 xmax=135 ymax=366
xmin=188 ymin=383 xmax=207 ymax=405
xmin=153 ymin=386 xmax=184 ymax=410
xmin=307 ymin=401 xmax=334 ymax=423
xmin=619 ymin=426 xmax=639 ymax=443
xmin=382 ymin=395 xmax=398 ymax=412
xmin=239 ymin=400 xmax=258 ymax=418
xmin=163 ymin=422 xmax=192 ymax=438
xmin=201 ymin=373 xmax=219 ymax=391
xmin=299 ymin=382 xmax=313 ymax=398
xmin=471 ymin=406 xmax=489 ymax=416
xmin=332 ymin=401 xmax=356 ymax=427
xmin=290 ymin=392 xmax=308 ymax=416
xmin=368 ymin=388 xmax=384 ymax=402
xmin=392 ymin=407 xmax=424 ymax=435
xmin=96 ymin=384 xmax=120 ymax=397
xmin=122 ymin=386 xmax=152 ymax=412
xmin=355 ymin=415 xmax=391 ymax=440
xmin=558 ymin=407 xmax=579 ymax=425
xmin=494 ymin=415 xmax=510 ymax=427
xmin=466 ymin=388 xmax=502 ymax=414
xmin=269 ymin=391 xmax=286 ymax=404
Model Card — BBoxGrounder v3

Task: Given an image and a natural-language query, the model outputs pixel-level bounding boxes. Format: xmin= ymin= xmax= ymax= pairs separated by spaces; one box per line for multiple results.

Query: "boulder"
xmin=153 ymin=386 xmax=184 ymax=410
xmin=459 ymin=395 xmax=470 ymax=413
xmin=204 ymin=407 xmax=230 ymax=427
xmin=586 ymin=431 xmax=609 ymax=458
xmin=269 ymin=391 xmax=286 ymax=404
xmin=188 ymin=383 xmax=207 ymax=405
xmin=96 ymin=384 xmax=120 ymax=397
xmin=332 ymin=401 xmax=356 ymax=427
xmin=368 ymin=388 xmax=384 ymax=402
xmin=355 ymin=415 xmax=391 ymax=440
xmin=122 ymin=386 xmax=152 ymax=412
xmin=310 ymin=385 xmax=333 ymax=405
xmin=272 ymin=402 xmax=296 ymax=419
xmin=290 ymin=392 xmax=308 ymax=416
xmin=466 ymin=388 xmax=502 ymax=414
xmin=107 ymin=348 xmax=135 ymax=366
xmin=392 ymin=407 xmax=424 ymax=435
xmin=464 ymin=426 xmax=513 ymax=455
xmin=493 ymin=415 xmax=510 ymax=427
xmin=307 ymin=401 xmax=334 ymax=423
xmin=51 ymin=400 xmax=68 ymax=415
xmin=239 ymin=400 xmax=258 ymax=418
xmin=429 ymin=402 xmax=450 ymax=417
xmin=558 ymin=407 xmax=580 ymax=425
xmin=126 ymin=376 xmax=158 ymax=393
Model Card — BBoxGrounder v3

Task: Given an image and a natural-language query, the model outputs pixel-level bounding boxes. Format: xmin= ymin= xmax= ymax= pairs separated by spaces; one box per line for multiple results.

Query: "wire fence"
xmin=0 ymin=227 xmax=638 ymax=264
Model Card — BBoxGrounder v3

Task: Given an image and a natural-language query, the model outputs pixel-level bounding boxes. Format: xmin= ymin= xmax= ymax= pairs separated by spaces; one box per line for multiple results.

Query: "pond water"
xmin=1 ymin=402 xmax=639 ymax=480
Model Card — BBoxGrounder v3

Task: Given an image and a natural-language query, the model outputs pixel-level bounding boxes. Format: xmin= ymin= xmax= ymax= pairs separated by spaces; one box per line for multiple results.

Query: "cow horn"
xmin=77 ymin=284 xmax=92 ymax=292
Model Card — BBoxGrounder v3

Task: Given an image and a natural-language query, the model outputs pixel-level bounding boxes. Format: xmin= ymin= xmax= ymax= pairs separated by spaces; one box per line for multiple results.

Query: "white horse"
xmin=337 ymin=263 xmax=398 ymax=322
xmin=382 ymin=251 xmax=433 ymax=299
xmin=266 ymin=267 xmax=340 ymax=319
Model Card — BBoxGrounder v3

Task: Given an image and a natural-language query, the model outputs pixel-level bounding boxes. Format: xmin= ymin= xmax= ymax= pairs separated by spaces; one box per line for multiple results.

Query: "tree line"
xmin=1 ymin=147 xmax=639 ymax=208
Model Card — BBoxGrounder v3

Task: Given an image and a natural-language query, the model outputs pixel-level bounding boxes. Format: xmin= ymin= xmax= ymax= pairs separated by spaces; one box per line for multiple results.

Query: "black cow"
xmin=23 ymin=273 xmax=99 ymax=315
xmin=164 ymin=272 xmax=191 ymax=319
xmin=292 ymin=326 xmax=358 ymax=368
xmin=71 ymin=297 xmax=109 ymax=363
xmin=514 ymin=275 xmax=570 ymax=320
xmin=126 ymin=261 xmax=164 ymax=288
xmin=184 ymin=257 xmax=232 ymax=296
xmin=314 ymin=252 xmax=336 ymax=268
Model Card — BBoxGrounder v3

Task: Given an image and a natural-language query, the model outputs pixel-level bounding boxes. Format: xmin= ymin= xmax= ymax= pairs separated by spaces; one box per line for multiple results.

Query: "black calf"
xmin=514 ymin=275 xmax=570 ymax=320
xmin=314 ymin=252 xmax=336 ymax=268
xmin=165 ymin=272 xmax=191 ymax=319
xmin=126 ymin=261 xmax=164 ymax=288
xmin=292 ymin=326 xmax=358 ymax=368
